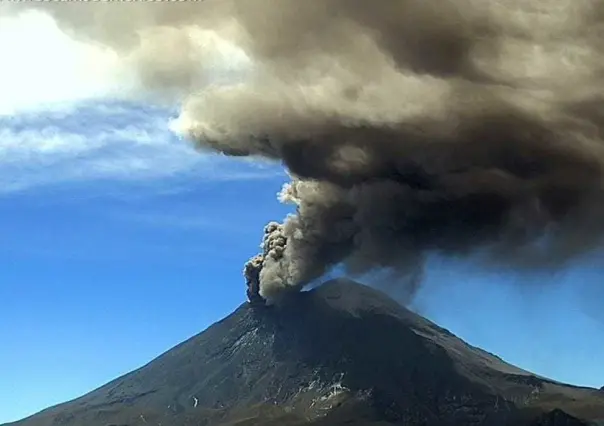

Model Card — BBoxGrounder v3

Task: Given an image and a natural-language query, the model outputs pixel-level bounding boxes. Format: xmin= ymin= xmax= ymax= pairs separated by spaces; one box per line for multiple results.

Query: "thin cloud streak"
xmin=0 ymin=100 xmax=281 ymax=193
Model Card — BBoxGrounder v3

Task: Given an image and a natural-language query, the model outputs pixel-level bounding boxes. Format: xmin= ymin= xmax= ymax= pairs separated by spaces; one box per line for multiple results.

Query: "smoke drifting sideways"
xmin=15 ymin=0 xmax=604 ymax=305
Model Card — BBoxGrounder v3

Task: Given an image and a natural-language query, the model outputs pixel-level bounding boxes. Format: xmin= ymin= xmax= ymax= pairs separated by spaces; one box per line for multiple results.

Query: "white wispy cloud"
xmin=0 ymin=9 xmax=136 ymax=115
xmin=0 ymin=8 xmax=278 ymax=193
xmin=0 ymin=100 xmax=282 ymax=193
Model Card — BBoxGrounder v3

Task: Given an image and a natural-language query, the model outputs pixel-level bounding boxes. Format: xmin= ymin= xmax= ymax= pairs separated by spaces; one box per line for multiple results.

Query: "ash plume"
xmin=10 ymin=0 xmax=604 ymax=303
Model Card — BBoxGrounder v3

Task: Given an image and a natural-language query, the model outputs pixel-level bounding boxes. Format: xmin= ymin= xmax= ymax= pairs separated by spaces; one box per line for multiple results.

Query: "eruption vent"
xmin=11 ymin=0 xmax=604 ymax=304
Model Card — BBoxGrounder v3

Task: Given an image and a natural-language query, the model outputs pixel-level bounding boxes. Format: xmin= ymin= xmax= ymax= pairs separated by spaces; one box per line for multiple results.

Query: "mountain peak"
xmin=304 ymin=278 xmax=413 ymax=317
xmin=7 ymin=280 xmax=604 ymax=426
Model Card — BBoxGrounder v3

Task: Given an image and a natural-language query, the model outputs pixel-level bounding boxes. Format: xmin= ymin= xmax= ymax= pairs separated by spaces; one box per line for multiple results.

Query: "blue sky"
xmin=0 ymin=7 xmax=603 ymax=425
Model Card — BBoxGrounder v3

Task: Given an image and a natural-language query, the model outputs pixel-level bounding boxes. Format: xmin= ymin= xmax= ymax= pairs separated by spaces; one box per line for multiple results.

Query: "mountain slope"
xmin=5 ymin=279 xmax=604 ymax=426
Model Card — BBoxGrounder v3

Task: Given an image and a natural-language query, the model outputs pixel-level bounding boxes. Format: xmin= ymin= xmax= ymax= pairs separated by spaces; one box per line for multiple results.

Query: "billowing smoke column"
xmin=12 ymin=0 xmax=604 ymax=304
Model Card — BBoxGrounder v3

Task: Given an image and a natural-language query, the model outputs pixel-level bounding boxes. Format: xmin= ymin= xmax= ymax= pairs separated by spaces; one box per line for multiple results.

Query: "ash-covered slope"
xmin=6 ymin=280 xmax=604 ymax=426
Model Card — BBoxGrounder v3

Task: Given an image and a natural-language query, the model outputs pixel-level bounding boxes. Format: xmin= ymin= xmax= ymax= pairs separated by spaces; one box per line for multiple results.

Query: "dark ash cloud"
xmin=12 ymin=0 xmax=604 ymax=303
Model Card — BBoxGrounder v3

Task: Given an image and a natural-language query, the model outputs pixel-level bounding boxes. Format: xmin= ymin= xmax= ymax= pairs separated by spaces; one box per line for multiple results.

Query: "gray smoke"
xmin=10 ymin=0 xmax=604 ymax=303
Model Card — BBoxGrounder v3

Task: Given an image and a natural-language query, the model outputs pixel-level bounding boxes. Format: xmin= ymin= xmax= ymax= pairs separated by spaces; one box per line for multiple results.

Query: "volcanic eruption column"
xmin=180 ymin=0 xmax=604 ymax=305
xmin=16 ymin=0 xmax=604 ymax=304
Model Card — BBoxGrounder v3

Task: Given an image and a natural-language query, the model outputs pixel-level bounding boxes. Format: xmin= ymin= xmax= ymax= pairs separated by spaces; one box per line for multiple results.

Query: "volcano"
xmin=5 ymin=279 xmax=604 ymax=426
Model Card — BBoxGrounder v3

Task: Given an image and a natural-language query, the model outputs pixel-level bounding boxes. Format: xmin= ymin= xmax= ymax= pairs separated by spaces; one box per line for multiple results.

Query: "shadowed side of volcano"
xmin=5 ymin=279 xmax=604 ymax=426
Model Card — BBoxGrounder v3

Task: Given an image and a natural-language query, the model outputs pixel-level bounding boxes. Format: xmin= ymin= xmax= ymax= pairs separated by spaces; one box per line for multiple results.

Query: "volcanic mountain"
xmin=5 ymin=279 xmax=604 ymax=426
